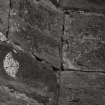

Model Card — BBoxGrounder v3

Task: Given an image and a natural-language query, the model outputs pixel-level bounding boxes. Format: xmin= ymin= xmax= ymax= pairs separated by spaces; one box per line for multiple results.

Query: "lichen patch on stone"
xmin=3 ymin=52 xmax=19 ymax=78
xmin=0 ymin=32 xmax=7 ymax=41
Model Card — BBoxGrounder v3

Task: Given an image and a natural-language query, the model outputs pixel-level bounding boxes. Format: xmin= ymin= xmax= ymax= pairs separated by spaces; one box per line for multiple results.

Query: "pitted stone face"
xmin=3 ymin=52 xmax=19 ymax=78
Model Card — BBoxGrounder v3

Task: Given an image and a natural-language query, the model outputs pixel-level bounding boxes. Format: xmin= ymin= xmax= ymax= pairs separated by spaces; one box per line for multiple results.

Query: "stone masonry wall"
xmin=0 ymin=0 xmax=105 ymax=105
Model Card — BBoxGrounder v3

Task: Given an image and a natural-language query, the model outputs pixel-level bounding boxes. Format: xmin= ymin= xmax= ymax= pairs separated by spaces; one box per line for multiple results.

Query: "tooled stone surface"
xmin=9 ymin=0 xmax=63 ymax=68
xmin=60 ymin=0 xmax=105 ymax=14
xmin=63 ymin=12 xmax=105 ymax=71
xmin=59 ymin=71 xmax=105 ymax=105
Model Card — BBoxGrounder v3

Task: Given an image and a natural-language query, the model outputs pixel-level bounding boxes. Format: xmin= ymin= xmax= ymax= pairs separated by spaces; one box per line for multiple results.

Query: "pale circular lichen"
xmin=0 ymin=32 xmax=7 ymax=41
xmin=3 ymin=52 xmax=19 ymax=78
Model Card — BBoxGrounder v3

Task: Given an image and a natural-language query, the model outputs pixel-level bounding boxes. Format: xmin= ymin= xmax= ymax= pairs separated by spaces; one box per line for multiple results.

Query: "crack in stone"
xmin=64 ymin=68 xmax=105 ymax=74
xmin=6 ymin=0 xmax=12 ymax=38
xmin=55 ymin=12 xmax=65 ymax=105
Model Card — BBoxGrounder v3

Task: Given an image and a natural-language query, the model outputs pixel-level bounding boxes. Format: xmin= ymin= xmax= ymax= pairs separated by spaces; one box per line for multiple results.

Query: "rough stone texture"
xmin=60 ymin=0 xmax=105 ymax=13
xmin=0 ymin=85 xmax=42 ymax=105
xmin=0 ymin=44 xmax=57 ymax=105
xmin=63 ymin=12 xmax=105 ymax=71
xmin=9 ymin=0 xmax=63 ymax=68
xmin=0 ymin=0 xmax=59 ymax=104
xmin=59 ymin=71 xmax=105 ymax=105
xmin=0 ymin=0 xmax=9 ymax=34
xmin=1 ymin=0 xmax=105 ymax=105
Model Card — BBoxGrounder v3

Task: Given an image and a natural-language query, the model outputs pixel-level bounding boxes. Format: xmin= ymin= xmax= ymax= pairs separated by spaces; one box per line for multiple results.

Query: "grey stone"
xmin=59 ymin=71 xmax=105 ymax=105
xmin=0 ymin=44 xmax=57 ymax=105
xmin=9 ymin=0 xmax=63 ymax=68
xmin=63 ymin=12 xmax=105 ymax=71
xmin=60 ymin=0 xmax=105 ymax=14
xmin=0 ymin=0 xmax=10 ymax=34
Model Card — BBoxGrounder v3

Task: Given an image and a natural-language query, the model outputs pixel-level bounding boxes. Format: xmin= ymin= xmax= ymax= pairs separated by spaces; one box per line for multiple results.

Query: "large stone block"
xmin=59 ymin=71 xmax=105 ymax=105
xmin=0 ymin=44 xmax=57 ymax=105
xmin=63 ymin=12 xmax=105 ymax=71
xmin=9 ymin=0 xmax=63 ymax=68
xmin=60 ymin=0 xmax=105 ymax=14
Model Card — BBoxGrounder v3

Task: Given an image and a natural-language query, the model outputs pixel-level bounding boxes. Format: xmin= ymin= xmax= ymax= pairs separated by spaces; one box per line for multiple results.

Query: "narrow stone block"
xmin=59 ymin=71 xmax=105 ymax=105
xmin=60 ymin=0 xmax=105 ymax=14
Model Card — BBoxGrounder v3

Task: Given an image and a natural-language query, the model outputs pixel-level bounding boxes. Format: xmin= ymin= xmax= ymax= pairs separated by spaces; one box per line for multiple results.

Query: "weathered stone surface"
xmin=0 ymin=43 xmax=57 ymax=105
xmin=2 ymin=0 xmax=105 ymax=105
xmin=63 ymin=12 xmax=105 ymax=71
xmin=0 ymin=85 xmax=42 ymax=105
xmin=0 ymin=0 xmax=9 ymax=34
xmin=9 ymin=0 xmax=63 ymax=68
xmin=59 ymin=71 xmax=105 ymax=105
xmin=60 ymin=0 xmax=105 ymax=14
